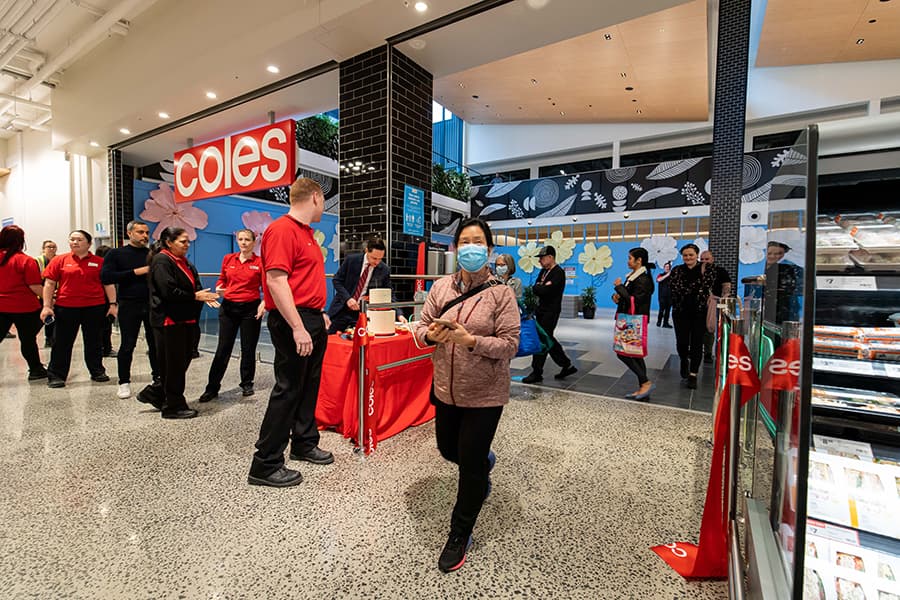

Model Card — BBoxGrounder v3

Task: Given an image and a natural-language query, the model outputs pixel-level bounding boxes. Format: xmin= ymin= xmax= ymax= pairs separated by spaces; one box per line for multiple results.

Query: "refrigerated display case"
xmin=740 ymin=118 xmax=900 ymax=600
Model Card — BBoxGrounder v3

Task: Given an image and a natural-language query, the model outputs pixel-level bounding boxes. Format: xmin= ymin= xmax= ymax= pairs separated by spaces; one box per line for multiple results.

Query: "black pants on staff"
xmin=673 ymin=310 xmax=706 ymax=376
xmin=48 ymin=304 xmax=106 ymax=382
xmin=250 ymin=308 xmax=327 ymax=478
xmin=205 ymin=299 xmax=262 ymax=393
xmin=434 ymin=399 xmax=503 ymax=538
xmin=617 ymin=354 xmax=649 ymax=385
xmin=152 ymin=322 xmax=193 ymax=412
xmin=657 ymin=296 xmax=672 ymax=326
xmin=0 ymin=309 xmax=44 ymax=374
xmin=530 ymin=309 xmax=572 ymax=376
xmin=117 ymin=298 xmax=159 ymax=384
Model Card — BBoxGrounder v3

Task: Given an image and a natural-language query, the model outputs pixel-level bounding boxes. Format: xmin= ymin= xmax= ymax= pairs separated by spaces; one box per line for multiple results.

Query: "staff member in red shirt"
xmin=248 ymin=178 xmax=334 ymax=488
xmin=147 ymin=226 xmax=220 ymax=419
xmin=198 ymin=228 xmax=265 ymax=402
xmin=40 ymin=230 xmax=117 ymax=388
xmin=0 ymin=225 xmax=47 ymax=381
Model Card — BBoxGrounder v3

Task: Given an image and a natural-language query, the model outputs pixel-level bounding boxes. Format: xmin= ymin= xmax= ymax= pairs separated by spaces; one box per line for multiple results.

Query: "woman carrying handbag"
xmin=612 ymin=247 xmax=655 ymax=401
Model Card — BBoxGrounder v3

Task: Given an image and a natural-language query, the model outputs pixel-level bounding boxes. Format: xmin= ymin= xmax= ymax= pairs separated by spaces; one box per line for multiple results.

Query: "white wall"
xmin=0 ymin=129 xmax=107 ymax=252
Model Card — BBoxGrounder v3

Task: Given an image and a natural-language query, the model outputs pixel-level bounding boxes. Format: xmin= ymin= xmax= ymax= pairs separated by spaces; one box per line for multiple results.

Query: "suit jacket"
xmin=149 ymin=252 xmax=202 ymax=327
xmin=327 ymin=252 xmax=392 ymax=318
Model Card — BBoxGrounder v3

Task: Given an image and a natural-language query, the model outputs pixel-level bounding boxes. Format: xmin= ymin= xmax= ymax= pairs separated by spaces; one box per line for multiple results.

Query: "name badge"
xmin=88 ymin=262 xmax=99 ymax=267
xmin=249 ymin=265 xmax=259 ymax=270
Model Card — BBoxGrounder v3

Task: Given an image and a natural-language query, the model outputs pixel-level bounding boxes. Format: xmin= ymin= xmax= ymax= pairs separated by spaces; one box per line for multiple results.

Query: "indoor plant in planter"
xmin=581 ymin=286 xmax=596 ymax=319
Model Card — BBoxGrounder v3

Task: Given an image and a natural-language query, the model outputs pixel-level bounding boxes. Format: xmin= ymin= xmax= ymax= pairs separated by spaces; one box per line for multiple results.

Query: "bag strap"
xmin=629 ymin=295 xmax=636 ymax=315
xmin=438 ymin=279 xmax=500 ymax=317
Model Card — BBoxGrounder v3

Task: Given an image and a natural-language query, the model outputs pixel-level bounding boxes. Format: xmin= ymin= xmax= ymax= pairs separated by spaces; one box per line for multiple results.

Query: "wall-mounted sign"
xmin=403 ymin=184 xmax=424 ymax=236
xmin=174 ymin=119 xmax=296 ymax=203
xmin=1 ymin=217 xmax=13 ymax=227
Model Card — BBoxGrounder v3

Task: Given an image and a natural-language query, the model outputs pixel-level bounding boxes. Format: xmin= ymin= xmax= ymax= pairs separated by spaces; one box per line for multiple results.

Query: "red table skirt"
xmin=315 ymin=331 xmax=434 ymax=452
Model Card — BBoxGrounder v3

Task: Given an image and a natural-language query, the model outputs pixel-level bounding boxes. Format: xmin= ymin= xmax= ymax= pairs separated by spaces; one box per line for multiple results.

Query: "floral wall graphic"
xmin=241 ymin=210 xmax=273 ymax=252
xmin=517 ymin=241 xmax=541 ymax=274
xmin=578 ymin=243 xmax=613 ymax=283
xmin=640 ymin=235 xmax=679 ymax=267
xmin=543 ymin=230 xmax=575 ymax=263
xmin=139 ymin=182 xmax=209 ymax=241
xmin=740 ymin=226 xmax=767 ymax=264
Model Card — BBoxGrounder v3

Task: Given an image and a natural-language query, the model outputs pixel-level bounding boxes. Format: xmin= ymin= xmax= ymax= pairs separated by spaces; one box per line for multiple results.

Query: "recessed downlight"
xmin=119 ymin=127 xmax=130 ymax=135
xmin=414 ymin=1 xmax=428 ymax=12
xmin=868 ymin=18 xmax=877 ymax=23
xmin=625 ymin=86 xmax=634 ymax=91
xmin=408 ymin=38 xmax=426 ymax=50
xmin=604 ymin=33 xmax=612 ymax=40
xmin=620 ymin=72 xmax=627 ymax=78
xmin=458 ymin=82 xmax=465 ymax=88
xmin=856 ymin=38 xmax=865 ymax=44
xmin=472 ymin=94 xmax=479 ymax=99
xmin=158 ymin=112 xmax=170 ymax=119
xmin=206 ymin=91 xmax=217 ymax=99
xmin=266 ymin=65 xmax=280 ymax=74
xmin=559 ymin=111 xmax=565 ymax=116
xmin=89 ymin=141 xmax=99 ymax=147
xmin=530 ymin=78 xmax=538 ymax=85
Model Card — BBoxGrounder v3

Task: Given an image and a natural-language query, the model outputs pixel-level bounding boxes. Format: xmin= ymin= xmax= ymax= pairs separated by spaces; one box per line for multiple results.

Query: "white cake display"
xmin=367 ymin=308 xmax=396 ymax=335
xmin=369 ymin=288 xmax=392 ymax=305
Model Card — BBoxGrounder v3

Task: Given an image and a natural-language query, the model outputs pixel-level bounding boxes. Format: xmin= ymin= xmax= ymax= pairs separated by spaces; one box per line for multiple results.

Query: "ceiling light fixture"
xmin=632 ymin=99 xmax=637 ymax=102
xmin=636 ymin=109 xmax=643 ymax=114
xmin=458 ymin=82 xmax=464 ymax=88
xmin=530 ymin=78 xmax=538 ymax=85
xmin=472 ymin=94 xmax=479 ymax=99
xmin=119 ymin=127 xmax=130 ymax=135
xmin=604 ymin=33 xmax=612 ymax=40
xmin=868 ymin=18 xmax=877 ymax=23
xmin=158 ymin=112 xmax=170 ymax=119
xmin=89 ymin=141 xmax=99 ymax=147
xmin=409 ymin=38 xmax=426 ymax=50
xmin=625 ymin=86 xmax=634 ymax=91
xmin=856 ymin=38 xmax=865 ymax=44
xmin=414 ymin=1 xmax=428 ymax=12
xmin=206 ymin=91 xmax=217 ymax=99
xmin=559 ymin=170 xmax=566 ymax=175
xmin=267 ymin=65 xmax=280 ymax=74
xmin=560 ymin=111 xmax=565 ymax=116
xmin=620 ymin=72 xmax=627 ymax=78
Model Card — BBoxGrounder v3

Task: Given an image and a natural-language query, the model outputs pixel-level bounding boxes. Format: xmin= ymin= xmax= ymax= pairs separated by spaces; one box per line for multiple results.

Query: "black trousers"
xmin=250 ymin=309 xmax=327 ymax=477
xmin=39 ymin=298 xmax=54 ymax=346
xmin=101 ymin=309 xmax=113 ymax=354
xmin=206 ymin=299 xmax=262 ymax=392
xmin=434 ymin=399 xmax=503 ymax=538
xmin=657 ymin=297 xmax=672 ymax=326
xmin=0 ymin=309 xmax=44 ymax=373
xmin=673 ymin=310 xmax=706 ymax=375
xmin=152 ymin=323 xmax=194 ymax=412
xmin=530 ymin=309 xmax=571 ymax=376
xmin=617 ymin=354 xmax=649 ymax=385
xmin=117 ymin=299 xmax=158 ymax=384
xmin=48 ymin=304 xmax=106 ymax=381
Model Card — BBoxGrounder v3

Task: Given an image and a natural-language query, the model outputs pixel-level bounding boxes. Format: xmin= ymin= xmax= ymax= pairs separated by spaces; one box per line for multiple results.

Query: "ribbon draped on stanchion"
xmin=352 ymin=312 xmax=377 ymax=455
xmin=415 ymin=242 xmax=426 ymax=294
xmin=652 ymin=333 xmax=761 ymax=579
xmin=759 ymin=337 xmax=800 ymax=418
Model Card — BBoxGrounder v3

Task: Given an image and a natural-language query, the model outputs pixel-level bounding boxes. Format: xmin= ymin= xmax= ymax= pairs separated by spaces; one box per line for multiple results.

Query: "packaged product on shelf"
xmin=848 ymin=250 xmax=900 ymax=269
xmin=811 ymin=385 xmax=900 ymax=415
xmin=815 ymin=326 xmax=862 ymax=341
xmin=850 ymin=225 xmax=900 ymax=250
xmin=836 ymin=213 xmax=880 ymax=228
xmin=858 ymin=328 xmax=900 ymax=343
xmin=814 ymin=336 xmax=864 ymax=358
xmin=862 ymin=343 xmax=900 ymax=363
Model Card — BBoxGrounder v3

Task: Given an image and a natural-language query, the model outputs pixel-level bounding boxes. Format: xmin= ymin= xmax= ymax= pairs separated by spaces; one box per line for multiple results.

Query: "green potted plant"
xmin=581 ymin=286 xmax=596 ymax=319
xmin=522 ymin=285 xmax=538 ymax=316
xmin=432 ymin=163 xmax=471 ymax=202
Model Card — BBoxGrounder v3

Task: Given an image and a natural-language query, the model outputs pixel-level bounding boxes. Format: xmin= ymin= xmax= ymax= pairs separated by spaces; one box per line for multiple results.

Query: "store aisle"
xmin=0 ymin=336 xmax=725 ymax=599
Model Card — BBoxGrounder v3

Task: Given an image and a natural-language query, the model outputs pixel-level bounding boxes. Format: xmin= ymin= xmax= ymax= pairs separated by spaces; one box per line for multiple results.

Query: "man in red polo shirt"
xmin=248 ymin=178 xmax=334 ymax=488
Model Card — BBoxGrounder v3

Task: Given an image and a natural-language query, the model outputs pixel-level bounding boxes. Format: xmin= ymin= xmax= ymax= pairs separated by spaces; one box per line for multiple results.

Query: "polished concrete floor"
xmin=0 ymin=328 xmax=725 ymax=599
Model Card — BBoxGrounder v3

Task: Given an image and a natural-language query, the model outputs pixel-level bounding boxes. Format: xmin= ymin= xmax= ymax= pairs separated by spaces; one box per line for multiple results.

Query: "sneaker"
xmin=197 ymin=391 xmax=218 ymax=403
xmin=438 ymin=533 xmax=473 ymax=573
xmin=117 ymin=383 xmax=132 ymax=399
xmin=290 ymin=446 xmax=334 ymax=465
xmin=28 ymin=368 xmax=48 ymax=381
xmin=554 ymin=365 xmax=577 ymax=379
xmin=91 ymin=373 xmax=110 ymax=383
xmin=521 ymin=372 xmax=543 ymax=384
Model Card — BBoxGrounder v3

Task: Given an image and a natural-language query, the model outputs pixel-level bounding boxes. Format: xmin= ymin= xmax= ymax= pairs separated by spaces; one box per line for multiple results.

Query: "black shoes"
xmin=161 ymin=408 xmax=198 ymax=419
xmin=104 ymin=350 xmax=117 ymax=358
xmin=522 ymin=372 xmax=543 ymax=384
xmin=662 ymin=323 xmax=673 ymax=329
xmin=198 ymin=391 xmax=218 ymax=403
xmin=290 ymin=446 xmax=334 ymax=465
xmin=248 ymin=467 xmax=303 ymax=488
xmin=680 ymin=360 xmax=690 ymax=380
xmin=555 ymin=365 xmax=578 ymax=380
xmin=191 ymin=350 xmax=201 ymax=359
xmin=241 ymin=385 xmax=254 ymax=397
xmin=686 ymin=375 xmax=698 ymax=389
xmin=136 ymin=385 xmax=165 ymax=410
xmin=28 ymin=369 xmax=48 ymax=381
xmin=47 ymin=379 xmax=65 ymax=388
xmin=91 ymin=373 xmax=110 ymax=382
xmin=438 ymin=533 xmax=473 ymax=573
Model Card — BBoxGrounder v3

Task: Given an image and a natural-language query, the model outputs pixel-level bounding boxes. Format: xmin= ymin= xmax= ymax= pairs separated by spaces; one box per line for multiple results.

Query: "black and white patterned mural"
xmin=470 ymin=148 xmax=798 ymax=220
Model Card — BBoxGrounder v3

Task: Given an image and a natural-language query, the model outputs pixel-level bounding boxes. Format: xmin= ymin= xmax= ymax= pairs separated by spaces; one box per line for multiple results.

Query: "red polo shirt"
xmin=261 ymin=215 xmax=326 ymax=311
xmin=216 ymin=252 xmax=263 ymax=303
xmin=42 ymin=252 xmax=106 ymax=308
xmin=0 ymin=251 xmax=42 ymax=313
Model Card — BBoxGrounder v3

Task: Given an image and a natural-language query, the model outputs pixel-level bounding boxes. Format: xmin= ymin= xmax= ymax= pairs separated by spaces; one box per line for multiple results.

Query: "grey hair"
xmin=126 ymin=220 xmax=148 ymax=232
xmin=496 ymin=253 xmax=516 ymax=276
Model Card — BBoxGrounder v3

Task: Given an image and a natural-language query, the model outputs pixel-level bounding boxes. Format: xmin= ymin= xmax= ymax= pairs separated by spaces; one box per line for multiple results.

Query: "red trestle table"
xmin=315 ymin=331 xmax=434 ymax=453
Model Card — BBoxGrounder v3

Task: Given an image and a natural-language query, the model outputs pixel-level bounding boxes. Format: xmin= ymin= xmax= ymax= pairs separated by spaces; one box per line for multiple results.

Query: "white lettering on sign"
xmin=768 ymin=358 xmax=800 ymax=377
xmin=728 ymin=354 xmax=753 ymax=372
xmin=174 ymin=120 xmax=296 ymax=202
xmin=663 ymin=542 xmax=688 ymax=558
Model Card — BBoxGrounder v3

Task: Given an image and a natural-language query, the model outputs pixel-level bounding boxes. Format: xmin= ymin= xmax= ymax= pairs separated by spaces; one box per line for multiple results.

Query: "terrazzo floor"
xmin=0 ymin=329 xmax=725 ymax=599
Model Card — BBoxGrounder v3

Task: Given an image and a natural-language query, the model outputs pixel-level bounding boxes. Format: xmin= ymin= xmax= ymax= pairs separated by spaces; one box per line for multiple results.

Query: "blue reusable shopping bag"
xmin=517 ymin=315 xmax=543 ymax=357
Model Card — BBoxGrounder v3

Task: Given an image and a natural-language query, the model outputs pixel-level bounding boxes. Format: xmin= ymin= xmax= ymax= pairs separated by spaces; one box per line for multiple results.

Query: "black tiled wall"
xmin=339 ymin=45 xmax=433 ymax=300
xmin=709 ymin=0 xmax=751 ymax=284
xmin=107 ymin=149 xmax=132 ymax=246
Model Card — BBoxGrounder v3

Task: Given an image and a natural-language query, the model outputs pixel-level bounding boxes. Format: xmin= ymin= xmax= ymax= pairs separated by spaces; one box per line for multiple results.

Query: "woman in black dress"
xmin=656 ymin=261 xmax=672 ymax=328
xmin=612 ymin=247 xmax=656 ymax=400
xmin=669 ymin=244 xmax=717 ymax=389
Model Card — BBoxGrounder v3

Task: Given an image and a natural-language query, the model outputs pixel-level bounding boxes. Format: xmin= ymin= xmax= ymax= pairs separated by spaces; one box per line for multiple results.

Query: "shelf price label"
xmin=816 ymin=276 xmax=877 ymax=291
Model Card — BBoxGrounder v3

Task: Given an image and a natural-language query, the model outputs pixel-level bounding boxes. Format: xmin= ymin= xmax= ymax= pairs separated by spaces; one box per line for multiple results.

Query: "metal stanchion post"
xmin=356 ymin=298 xmax=367 ymax=458
xmin=712 ymin=297 xmax=738 ymax=444
xmin=728 ymin=317 xmax=745 ymax=522
xmin=742 ymin=298 xmax=762 ymax=456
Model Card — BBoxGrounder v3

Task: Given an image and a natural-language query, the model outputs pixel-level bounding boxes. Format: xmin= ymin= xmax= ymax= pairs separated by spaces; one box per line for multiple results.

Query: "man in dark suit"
xmin=327 ymin=236 xmax=398 ymax=333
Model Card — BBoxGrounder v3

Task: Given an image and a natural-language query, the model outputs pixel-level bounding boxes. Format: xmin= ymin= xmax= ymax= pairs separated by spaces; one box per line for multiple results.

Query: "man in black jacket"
xmin=326 ymin=236 xmax=397 ymax=333
xmin=523 ymin=245 xmax=577 ymax=384
xmin=101 ymin=221 xmax=157 ymax=400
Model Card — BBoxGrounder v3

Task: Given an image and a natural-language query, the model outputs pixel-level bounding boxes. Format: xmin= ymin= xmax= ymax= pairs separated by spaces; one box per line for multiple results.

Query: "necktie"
xmin=353 ymin=264 xmax=370 ymax=300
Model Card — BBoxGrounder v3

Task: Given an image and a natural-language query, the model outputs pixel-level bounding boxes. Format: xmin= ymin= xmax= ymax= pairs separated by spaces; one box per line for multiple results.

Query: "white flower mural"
xmin=328 ymin=222 xmax=341 ymax=261
xmin=241 ymin=210 xmax=274 ymax=252
xmin=313 ymin=229 xmax=328 ymax=261
xmin=139 ymin=182 xmax=209 ymax=241
xmin=694 ymin=237 xmax=709 ymax=254
xmin=740 ymin=226 xmax=768 ymax=264
xmin=517 ymin=241 xmax=541 ymax=274
xmin=542 ymin=229 xmax=576 ymax=263
xmin=578 ymin=243 xmax=613 ymax=276
xmin=768 ymin=229 xmax=805 ymax=266
xmin=640 ymin=236 xmax=679 ymax=267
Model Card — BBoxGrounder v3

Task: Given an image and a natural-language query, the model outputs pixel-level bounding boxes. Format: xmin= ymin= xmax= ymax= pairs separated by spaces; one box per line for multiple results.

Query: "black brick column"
xmin=107 ymin=149 xmax=133 ymax=246
xmin=709 ymin=0 xmax=751 ymax=284
xmin=339 ymin=45 xmax=433 ymax=300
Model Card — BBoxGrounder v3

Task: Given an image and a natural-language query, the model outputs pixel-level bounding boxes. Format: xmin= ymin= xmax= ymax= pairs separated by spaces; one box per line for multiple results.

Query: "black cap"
xmin=537 ymin=245 xmax=556 ymax=258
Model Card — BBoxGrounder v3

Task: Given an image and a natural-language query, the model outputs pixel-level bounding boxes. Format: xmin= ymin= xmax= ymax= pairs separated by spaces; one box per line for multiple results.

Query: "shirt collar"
xmin=626 ymin=266 xmax=647 ymax=281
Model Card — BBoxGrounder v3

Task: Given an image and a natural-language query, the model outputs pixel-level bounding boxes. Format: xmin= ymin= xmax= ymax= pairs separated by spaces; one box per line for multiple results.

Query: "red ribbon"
xmin=652 ymin=333 xmax=760 ymax=579
xmin=351 ymin=312 xmax=376 ymax=454
xmin=415 ymin=241 xmax=426 ymax=294
xmin=759 ymin=337 xmax=800 ymax=418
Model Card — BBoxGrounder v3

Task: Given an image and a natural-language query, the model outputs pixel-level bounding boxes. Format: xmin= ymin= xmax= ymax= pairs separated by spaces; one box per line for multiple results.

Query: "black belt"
xmin=296 ymin=306 xmax=324 ymax=315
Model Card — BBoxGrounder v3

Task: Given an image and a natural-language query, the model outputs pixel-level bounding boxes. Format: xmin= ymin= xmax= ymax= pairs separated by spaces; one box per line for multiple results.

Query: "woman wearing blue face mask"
xmin=494 ymin=253 xmax=523 ymax=302
xmin=414 ymin=217 xmax=520 ymax=574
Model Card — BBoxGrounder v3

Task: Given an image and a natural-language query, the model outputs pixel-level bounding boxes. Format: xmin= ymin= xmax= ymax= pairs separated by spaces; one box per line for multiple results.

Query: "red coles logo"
xmin=174 ymin=120 xmax=296 ymax=203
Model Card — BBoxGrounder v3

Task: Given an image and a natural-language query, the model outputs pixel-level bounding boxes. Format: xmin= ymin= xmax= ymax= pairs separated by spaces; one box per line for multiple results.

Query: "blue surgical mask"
xmin=457 ymin=244 xmax=489 ymax=272
xmin=495 ymin=264 xmax=508 ymax=276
